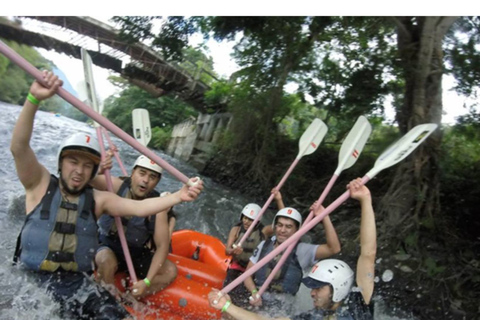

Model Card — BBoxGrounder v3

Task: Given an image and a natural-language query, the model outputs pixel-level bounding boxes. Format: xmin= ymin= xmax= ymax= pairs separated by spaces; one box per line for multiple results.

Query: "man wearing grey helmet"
xmin=11 ymin=71 xmax=203 ymax=320
xmin=209 ymin=178 xmax=375 ymax=320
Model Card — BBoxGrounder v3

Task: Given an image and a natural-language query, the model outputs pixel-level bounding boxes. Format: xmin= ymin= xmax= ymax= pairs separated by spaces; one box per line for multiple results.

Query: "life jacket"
xmin=97 ymin=177 xmax=159 ymax=248
xmin=232 ymin=221 xmax=265 ymax=268
xmin=254 ymin=237 xmax=303 ymax=295
xmin=14 ymin=175 xmax=98 ymax=272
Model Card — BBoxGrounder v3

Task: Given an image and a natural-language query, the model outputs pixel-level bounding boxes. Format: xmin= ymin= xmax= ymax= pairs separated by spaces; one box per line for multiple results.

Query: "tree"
xmin=377 ymin=17 xmax=459 ymax=251
xmin=0 ymin=38 xmax=64 ymax=112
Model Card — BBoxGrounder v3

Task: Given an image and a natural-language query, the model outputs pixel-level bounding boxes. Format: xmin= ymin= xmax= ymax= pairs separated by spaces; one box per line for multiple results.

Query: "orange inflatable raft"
xmin=115 ymin=229 xmax=231 ymax=319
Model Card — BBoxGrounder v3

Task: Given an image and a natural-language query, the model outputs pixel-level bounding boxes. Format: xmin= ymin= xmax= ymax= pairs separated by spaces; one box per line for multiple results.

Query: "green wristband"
xmin=143 ymin=277 xmax=151 ymax=287
xmin=251 ymin=288 xmax=258 ymax=294
xmin=27 ymin=92 xmax=40 ymax=106
xmin=221 ymin=300 xmax=231 ymax=313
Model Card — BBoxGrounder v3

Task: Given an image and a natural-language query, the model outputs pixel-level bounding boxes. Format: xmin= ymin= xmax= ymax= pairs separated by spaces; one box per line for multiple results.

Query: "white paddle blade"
xmin=132 ymin=108 xmax=152 ymax=146
xmin=297 ymin=118 xmax=328 ymax=158
xmin=366 ymin=123 xmax=438 ymax=179
xmin=81 ymin=48 xmax=100 ymax=114
xmin=335 ymin=115 xmax=372 ymax=175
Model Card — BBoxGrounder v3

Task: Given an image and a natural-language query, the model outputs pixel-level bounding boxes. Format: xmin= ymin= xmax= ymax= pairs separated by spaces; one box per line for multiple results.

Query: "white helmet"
xmin=241 ymin=203 xmax=262 ymax=220
xmin=302 ymin=259 xmax=354 ymax=302
xmin=133 ymin=155 xmax=163 ymax=175
xmin=273 ymin=207 xmax=302 ymax=228
xmin=57 ymin=133 xmax=101 ymax=178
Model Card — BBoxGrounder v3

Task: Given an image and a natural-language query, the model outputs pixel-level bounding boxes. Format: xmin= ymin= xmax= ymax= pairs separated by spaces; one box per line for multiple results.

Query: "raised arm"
xmin=348 ymin=178 xmax=376 ymax=305
xmin=10 ymin=71 xmax=62 ymax=210
xmin=272 ymin=188 xmax=285 ymax=209
xmin=311 ymin=202 xmax=341 ymax=260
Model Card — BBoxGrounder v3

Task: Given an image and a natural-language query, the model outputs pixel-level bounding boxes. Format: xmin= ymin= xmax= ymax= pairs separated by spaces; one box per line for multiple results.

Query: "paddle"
xmin=257 ymin=115 xmax=372 ymax=296
xmin=82 ymin=48 xmax=139 ymax=283
xmin=235 ymin=118 xmax=328 ymax=248
xmin=132 ymin=108 xmax=152 ymax=147
xmin=0 ymin=40 xmax=197 ymax=187
xmin=221 ymin=122 xmax=438 ymax=295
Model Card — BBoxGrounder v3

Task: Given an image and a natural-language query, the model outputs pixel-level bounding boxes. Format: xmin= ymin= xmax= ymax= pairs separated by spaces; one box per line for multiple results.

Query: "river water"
xmin=0 ymin=102 xmax=413 ymax=319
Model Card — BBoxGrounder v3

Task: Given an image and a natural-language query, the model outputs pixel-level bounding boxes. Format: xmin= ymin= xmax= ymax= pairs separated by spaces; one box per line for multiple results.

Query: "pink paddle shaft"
xmin=237 ymin=157 xmax=300 ymax=247
xmin=258 ymin=174 xmax=339 ymax=295
xmin=96 ymin=127 xmax=138 ymax=283
xmin=0 ymin=40 xmax=192 ymax=186
xmin=102 ymin=127 xmax=128 ymax=175
xmin=222 ymin=175 xmax=370 ymax=294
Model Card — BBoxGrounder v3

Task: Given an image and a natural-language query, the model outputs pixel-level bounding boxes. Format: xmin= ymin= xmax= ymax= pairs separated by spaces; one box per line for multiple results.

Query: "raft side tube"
xmin=143 ymin=275 xmax=222 ymax=319
xmin=172 ymin=229 xmax=231 ymax=272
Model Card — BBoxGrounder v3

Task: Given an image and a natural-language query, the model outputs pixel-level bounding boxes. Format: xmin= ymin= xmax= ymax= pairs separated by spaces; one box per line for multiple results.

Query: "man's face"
xmin=130 ymin=166 xmax=161 ymax=199
xmin=311 ymin=284 xmax=333 ymax=309
xmin=274 ymin=217 xmax=298 ymax=244
xmin=60 ymin=154 xmax=95 ymax=195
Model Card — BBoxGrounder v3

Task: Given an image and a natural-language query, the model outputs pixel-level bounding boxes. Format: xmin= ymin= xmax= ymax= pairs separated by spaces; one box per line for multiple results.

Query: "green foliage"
xmin=150 ymin=126 xmax=172 ymax=150
xmin=0 ymin=39 xmax=52 ymax=106
xmin=103 ymin=85 xmax=197 ymax=147
xmin=439 ymin=111 xmax=480 ymax=241
xmin=446 ymin=17 xmax=480 ymax=96
xmin=424 ymin=257 xmax=446 ymax=277
xmin=203 ymin=80 xmax=233 ymax=106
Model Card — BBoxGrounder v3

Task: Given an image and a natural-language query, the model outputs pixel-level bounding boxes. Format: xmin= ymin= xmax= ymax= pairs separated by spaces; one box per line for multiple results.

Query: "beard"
xmin=59 ymin=174 xmax=85 ymax=196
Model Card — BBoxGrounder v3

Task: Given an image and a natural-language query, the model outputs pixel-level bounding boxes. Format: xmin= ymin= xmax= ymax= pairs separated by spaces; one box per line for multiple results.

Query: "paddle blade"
xmin=335 ymin=115 xmax=372 ymax=175
xmin=132 ymin=108 xmax=152 ymax=146
xmin=81 ymin=48 xmax=100 ymax=115
xmin=297 ymin=118 xmax=328 ymax=158
xmin=366 ymin=123 xmax=438 ymax=179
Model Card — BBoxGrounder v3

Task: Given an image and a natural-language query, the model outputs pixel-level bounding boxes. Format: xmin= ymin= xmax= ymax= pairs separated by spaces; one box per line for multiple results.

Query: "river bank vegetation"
xmin=1 ymin=16 xmax=479 ymax=319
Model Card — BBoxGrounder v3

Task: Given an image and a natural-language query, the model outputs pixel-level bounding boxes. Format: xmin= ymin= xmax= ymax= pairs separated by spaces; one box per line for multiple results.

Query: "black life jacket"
xmin=97 ymin=177 xmax=159 ymax=248
xmin=254 ymin=237 xmax=303 ymax=295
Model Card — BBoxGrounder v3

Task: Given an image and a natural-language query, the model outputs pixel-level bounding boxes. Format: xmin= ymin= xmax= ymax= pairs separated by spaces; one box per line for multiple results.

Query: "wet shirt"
xmin=249 ymin=236 xmax=319 ymax=271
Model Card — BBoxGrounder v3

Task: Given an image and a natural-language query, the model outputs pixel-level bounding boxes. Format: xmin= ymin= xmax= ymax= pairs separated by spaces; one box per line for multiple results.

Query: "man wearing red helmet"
xmin=238 ymin=199 xmax=341 ymax=315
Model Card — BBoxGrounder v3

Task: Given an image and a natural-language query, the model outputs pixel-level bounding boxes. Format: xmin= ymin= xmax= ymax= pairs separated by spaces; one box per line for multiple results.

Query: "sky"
xmin=6 ymin=14 xmax=479 ymax=124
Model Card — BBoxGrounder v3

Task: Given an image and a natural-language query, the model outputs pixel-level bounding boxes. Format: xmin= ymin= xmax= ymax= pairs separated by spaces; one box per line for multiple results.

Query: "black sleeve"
xmin=344 ymin=291 xmax=374 ymax=320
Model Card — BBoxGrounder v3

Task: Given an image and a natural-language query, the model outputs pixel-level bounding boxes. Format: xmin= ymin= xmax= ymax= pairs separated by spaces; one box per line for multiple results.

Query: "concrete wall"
xmin=167 ymin=112 xmax=232 ymax=170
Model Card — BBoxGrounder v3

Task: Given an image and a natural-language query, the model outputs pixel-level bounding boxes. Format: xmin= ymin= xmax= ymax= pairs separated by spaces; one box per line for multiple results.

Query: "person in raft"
xmin=236 ymin=199 xmax=342 ymax=315
xmin=209 ymin=178 xmax=376 ymax=320
xmin=11 ymin=70 xmax=203 ymax=320
xmin=223 ymin=189 xmax=285 ymax=305
xmin=91 ymin=153 xmax=179 ymax=299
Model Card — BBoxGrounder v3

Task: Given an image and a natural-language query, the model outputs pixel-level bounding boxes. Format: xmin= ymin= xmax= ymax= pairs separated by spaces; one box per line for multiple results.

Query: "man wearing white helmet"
xmin=209 ymin=178 xmax=375 ymax=320
xmin=223 ymin=190 xmax=285 ymax=306
xmin=92 ymin=154 xmax=178 ymax=299
xmin=10 ymin=71 xmax=203 ymax=320
xmin=240 ymin=195 xmax=341 ymax=315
